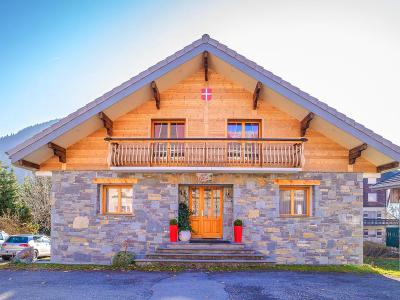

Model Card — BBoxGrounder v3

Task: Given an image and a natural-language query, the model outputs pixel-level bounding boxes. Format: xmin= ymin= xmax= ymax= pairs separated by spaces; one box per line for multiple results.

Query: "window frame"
xmin=227 ymin=119 xmax=262 ymax=139
xmin=101 ymin=185 xmax=133 ymax=215
xmin=151 ymin=119 xmax=186 ymax=139
xmin=279 ymin=186 xmax=311 ymax=217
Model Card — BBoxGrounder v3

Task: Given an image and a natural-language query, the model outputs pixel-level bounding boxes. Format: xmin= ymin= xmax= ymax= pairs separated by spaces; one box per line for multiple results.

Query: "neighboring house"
xmin=363 ymin=171 xmax=399 ymax=244
xmin=6 ymin=34 xmax=400 ymax=265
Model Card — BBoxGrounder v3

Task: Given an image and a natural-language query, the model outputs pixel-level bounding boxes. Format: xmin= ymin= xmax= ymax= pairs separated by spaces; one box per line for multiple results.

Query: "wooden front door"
xmin=189 ymin=186 xmax=223 ymax=239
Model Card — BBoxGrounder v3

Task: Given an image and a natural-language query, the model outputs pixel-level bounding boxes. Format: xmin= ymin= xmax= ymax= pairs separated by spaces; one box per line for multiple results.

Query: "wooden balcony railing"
xmin=105 ymin=138 xmax=307 ymax=169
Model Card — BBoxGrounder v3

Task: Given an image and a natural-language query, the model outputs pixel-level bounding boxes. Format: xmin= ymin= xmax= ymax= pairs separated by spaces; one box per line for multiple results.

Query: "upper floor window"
xmin=368 ymin=193 xmax=377 ymax=202
xmin=227 ymin=120 xmax=260 ymax=139
xmin=152 ymin=120 xmax=185 ymax=139
xmin=279 ymin=186 xmax=311 ymax=217
xmin=102 ymin=185 xmax=133 ymax=215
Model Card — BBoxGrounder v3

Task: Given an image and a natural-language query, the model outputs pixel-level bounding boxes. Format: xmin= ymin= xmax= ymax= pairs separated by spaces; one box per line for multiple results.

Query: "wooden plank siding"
xmin=40 ymin=69 xmax=376 ymax=172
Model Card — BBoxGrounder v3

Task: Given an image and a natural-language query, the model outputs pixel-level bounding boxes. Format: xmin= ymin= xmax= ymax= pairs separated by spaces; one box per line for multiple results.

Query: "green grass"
xmin=0 ymin=261 xmax=387 ymax=275
xmin=363 ymin=257 xmax=400 ymax=278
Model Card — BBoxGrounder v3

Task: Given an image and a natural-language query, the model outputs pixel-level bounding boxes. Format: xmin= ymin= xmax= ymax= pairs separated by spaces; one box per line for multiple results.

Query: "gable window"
xmin=102 ymin=185 xmax=133 ymax=214
xmin=279 ymin=186 xmax=311 ymax=217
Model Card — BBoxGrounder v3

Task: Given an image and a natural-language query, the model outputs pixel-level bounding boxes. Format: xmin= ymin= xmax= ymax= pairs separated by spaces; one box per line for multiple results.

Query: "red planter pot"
xmin=234 ymin=225 xmax=242 ymax=243
xmin=169 ymin=225 xmax=178 ymax=242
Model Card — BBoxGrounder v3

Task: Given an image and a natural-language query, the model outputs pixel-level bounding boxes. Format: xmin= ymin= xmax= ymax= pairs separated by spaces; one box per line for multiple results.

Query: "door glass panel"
xmin=227 ymin=123 xmax=242 ymax=139
xmin=121 ymin=188 xmax=133 ymax=213
xmin=191 ymin=188 xmax=200 ymax=216
xmin=245 ymin=123 xmax=259 ymax=138
xmin=204 ymin=189 xmax=212 ymax=217
xmin=106 ymin=188 xmax=119 ymax=213
xmin=213 ymin=189 xmax=221 ymax=217
xmin=279 ymin=190 xmax=291 ymax=215
xmin=294 ymin=190 xmax=306 ymax=215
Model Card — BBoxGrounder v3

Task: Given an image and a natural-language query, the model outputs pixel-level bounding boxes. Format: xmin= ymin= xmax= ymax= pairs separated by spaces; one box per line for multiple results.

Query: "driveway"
xmin=0 ymin=270 xmax=399 ymax=300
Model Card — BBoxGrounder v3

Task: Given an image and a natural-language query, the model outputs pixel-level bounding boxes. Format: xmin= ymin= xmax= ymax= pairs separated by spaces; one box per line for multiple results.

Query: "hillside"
xmin=0 ymin=120 xmax=58 ymax=181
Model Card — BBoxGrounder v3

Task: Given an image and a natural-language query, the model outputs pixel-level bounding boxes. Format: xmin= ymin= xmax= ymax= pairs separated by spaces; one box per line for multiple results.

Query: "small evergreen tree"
xmin=0 ymin=162 xmax=20 ymax=216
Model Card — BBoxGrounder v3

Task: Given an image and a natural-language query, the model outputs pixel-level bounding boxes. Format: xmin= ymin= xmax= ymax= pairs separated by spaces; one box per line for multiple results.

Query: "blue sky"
xmin=1 ymin=0 xmax=400 ymax=145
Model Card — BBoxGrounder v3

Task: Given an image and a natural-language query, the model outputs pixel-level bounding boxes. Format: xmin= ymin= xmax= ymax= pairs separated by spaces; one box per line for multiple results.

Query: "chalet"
xmin=7 ymin=34 xmax=400 ymax=265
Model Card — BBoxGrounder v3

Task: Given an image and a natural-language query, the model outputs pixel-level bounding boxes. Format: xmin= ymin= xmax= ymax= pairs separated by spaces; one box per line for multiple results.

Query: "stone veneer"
xmin=51 ymin=171 xmax=363 ymax=265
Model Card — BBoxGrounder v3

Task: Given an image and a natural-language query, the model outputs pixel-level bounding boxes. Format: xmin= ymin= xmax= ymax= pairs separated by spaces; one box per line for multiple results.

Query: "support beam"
xmin=252 ymin=81 xmax=262 ymax=110
xmin=48 ymin=142 xmax=66 ymax=163
xmin=377 ymin=161 xmax=399 ymax=173
xmin=98 ymin=112 xmax=113 ymax=136
xmin=203 ymin=51 xmax=209 ymax=81
xmin=17 ymin=159 xmax=39 ymax=170
xmin=151 ymin=81 xmax=160 ymax=110
xmin=349 ymin=143 xmax=368 ymax=165
xmin=300 ymin=112 xmax=315 ymax=137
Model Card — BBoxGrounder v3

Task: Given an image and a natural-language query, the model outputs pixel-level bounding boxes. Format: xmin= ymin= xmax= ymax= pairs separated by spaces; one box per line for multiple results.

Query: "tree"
xmin=20 ymin=175 xmax=52 ymax=234
xmin=0 ymin=162 xmax=20 ymax=216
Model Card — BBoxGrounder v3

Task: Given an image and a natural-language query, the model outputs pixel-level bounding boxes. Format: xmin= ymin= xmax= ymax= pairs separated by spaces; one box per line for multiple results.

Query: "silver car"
xmin=0 ymin=235 xmax=51 ymax=261
xmin=0 ymin=231 xmax=9 ymax=248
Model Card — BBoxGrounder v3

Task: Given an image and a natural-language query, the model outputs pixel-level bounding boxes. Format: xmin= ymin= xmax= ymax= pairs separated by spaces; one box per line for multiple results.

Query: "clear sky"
xmin=1 ymin=0 xmax=399 ymax=145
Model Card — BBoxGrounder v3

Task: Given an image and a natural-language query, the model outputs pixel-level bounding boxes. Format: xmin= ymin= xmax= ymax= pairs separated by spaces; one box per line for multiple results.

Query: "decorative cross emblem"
xmin=201 ymin=88 xmax=212 ymax=101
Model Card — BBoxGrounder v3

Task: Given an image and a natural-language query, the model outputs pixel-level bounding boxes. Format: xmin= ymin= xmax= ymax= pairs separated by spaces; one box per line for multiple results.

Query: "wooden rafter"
xmin=17 ymin=159 xmax=39 ymax=170
xmin=98 ymin=112 xmax=113 ymax=136
xmin=151 ymin=81 xmax=160 ymax=110
xmin=203 ymin=51 xmax=209 ymax=81
xmin=252 ymin=81 xmax=262 ymax=110
xmin=377 ymin=161 xmax=399 ymax=173
xmin=349 ymin=143 xmax=368 ymax=165
xmin=300 ymin=112 xmax=315 ymax=137
xmin=48 ymin=142 xmax=66 ymax=163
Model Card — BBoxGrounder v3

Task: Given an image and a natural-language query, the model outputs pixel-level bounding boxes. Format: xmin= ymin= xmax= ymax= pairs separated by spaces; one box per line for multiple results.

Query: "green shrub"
xmin=112 ymin=251 xmax=135 ymax=267
xmin=178 ymin=203 xmax=192 ymax=232
xmin=234 ymin=219 xmax=243 ymax=226
xmin=169 ymin=218 xmax=178 ymax=225
xmin=364 ymin=241 xmax=398 ymax=258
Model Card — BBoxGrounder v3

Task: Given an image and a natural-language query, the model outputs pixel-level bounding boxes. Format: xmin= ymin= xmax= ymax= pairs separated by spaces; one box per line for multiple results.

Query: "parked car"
xmin=0 ymin=235 xmax=51 ymax=261
xmin=0 ymin=231 xmax=9 ymax=248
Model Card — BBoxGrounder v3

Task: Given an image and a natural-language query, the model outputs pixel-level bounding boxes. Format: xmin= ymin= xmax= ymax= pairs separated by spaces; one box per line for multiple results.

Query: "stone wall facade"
xmin=51 ymin=171 xmax=363 ymax=265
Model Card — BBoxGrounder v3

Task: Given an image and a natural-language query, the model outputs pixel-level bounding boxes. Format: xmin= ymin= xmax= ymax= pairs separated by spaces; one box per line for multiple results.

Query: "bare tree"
xmin=20 ymin=176 xmax=51 ymax=234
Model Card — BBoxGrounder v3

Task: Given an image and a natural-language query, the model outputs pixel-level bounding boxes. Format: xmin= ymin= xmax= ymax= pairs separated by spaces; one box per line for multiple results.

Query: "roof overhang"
xmin=7 ymin=34 xmax=400 ymax=169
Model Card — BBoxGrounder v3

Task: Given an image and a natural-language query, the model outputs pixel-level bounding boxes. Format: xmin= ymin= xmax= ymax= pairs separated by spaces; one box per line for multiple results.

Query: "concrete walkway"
xmin=0 ymin=270 xmax=399 ymax=300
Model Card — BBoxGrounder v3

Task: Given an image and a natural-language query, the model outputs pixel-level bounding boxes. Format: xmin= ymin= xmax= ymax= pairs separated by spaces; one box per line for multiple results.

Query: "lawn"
xmin=0 ymin=258 xmax=399 ymax=278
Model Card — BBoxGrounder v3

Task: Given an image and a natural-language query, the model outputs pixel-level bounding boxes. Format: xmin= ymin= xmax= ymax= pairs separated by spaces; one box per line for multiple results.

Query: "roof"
xmin=372 ymin=171 xmax=400 ymax=190
xmin=6 ymin=34 xmax=400 ymax=166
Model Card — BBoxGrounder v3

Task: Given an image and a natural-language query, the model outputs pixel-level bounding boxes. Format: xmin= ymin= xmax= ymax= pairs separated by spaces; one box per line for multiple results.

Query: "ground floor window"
xmin=279 ymin=186 xmax=311 ymax=217
xmin=102 ymin=185 xmax=133 ymax=214
xmin=377 ymin=229 xmax=383 ymax=237
xmin=363 ymin=229 xmax=369 ymax=237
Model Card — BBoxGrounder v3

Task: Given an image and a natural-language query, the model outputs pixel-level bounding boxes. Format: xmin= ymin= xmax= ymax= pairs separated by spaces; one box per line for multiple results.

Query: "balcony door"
xmin=189 ymin=186 xmax=223 ymax=239
xmin=227 ymin=120 xmax=261 ymax=162
xmin=152 ymin=120 xmax=185 ymax=161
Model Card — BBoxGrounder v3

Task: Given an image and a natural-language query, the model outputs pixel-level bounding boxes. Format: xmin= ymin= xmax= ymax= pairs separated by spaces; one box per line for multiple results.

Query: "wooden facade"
xmin=40 ymin=69 xmax=376 ymax=173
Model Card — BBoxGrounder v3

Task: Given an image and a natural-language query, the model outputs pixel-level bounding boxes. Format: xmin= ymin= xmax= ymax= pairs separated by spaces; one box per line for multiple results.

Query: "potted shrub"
xmin=233 ymin=219 xmax=243 ymax=243
xmin=178 ymin=203 xmax=192 ymax=242
xmin=169 ymin=218 xmax=178 ymax=242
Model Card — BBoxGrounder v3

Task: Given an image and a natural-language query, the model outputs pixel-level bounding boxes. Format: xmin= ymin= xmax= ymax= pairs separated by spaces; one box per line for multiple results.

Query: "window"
xmin=377 ymin=229 xmax=383 ymax=237
xmin=363 ymin=229 xmax=369 ymax=237
xmin=227 ymin=120 xmax=260 ymax=139
xmin=367 ymin=177 xmax=377 ymax=184
xmin=102 ymin=185 xmax=133 ymax=214
xmin=279 ymin=186 xmax=311 ymax=217
xmin=377 ymin=212 xmax=382 ymax=219
xmin=368 ymin=193 xmax=377 ymax=202
xmin=363 ymin=212 xmax=368 ymax=219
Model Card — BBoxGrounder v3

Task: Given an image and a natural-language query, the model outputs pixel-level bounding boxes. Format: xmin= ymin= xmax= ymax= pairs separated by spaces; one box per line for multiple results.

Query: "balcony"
xmin=363 ymin=218 xmax=399 ymax=226
xmin=106 ymin=138 xmax=306 ymax=171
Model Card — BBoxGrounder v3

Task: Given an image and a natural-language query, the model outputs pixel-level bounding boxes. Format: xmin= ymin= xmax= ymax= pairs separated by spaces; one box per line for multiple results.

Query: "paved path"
xmin=0 ymin=270 xmax=399 ymax=299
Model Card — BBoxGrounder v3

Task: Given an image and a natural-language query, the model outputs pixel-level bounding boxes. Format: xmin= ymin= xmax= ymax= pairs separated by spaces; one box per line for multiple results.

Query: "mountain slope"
xmin=0 ymin=120 xmax=58 ymax=181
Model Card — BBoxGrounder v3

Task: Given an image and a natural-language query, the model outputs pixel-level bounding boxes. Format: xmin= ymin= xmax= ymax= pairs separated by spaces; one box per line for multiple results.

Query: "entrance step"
xmin=140 ymin=242 xmax=275 ymax=267
xmin=135 ymin=258 xmax=275 ymax=267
